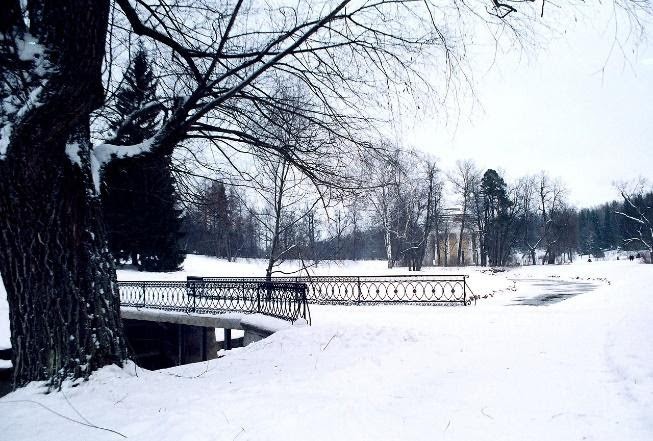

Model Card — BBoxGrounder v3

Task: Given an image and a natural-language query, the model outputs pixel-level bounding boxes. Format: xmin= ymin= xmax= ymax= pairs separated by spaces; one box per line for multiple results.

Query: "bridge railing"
xmin=118 ymin=279 xmax=311 ymax=324
xmin=194 ymin=275 xmax=472 ymax=306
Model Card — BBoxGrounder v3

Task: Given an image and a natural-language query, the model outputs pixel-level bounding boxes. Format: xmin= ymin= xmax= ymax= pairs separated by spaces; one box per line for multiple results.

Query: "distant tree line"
xmin=180 ymin=151 xmax=652 ymax=267
xmin=577 ymin=202 xmax=625 ymax=258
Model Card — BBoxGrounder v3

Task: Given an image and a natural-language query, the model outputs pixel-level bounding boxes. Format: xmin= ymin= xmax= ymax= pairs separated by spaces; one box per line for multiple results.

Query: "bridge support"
xmin=120 ymin=308 xmax=292 ymax=369
xmin=223 ymin=329 xmax=232 ymax=350
xmin=123 ymin=319 xmax=221 ymax=369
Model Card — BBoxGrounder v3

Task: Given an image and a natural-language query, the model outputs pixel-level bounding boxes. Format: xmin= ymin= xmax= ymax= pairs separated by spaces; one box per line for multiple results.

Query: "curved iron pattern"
xmin=198 ymin=275 xmax=472 ymax=306
xmin=118 ymin=280 xmax=311 ymax=324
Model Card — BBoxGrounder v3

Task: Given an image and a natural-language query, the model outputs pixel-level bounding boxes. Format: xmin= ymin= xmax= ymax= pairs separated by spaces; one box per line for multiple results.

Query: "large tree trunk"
xmin=0 ymin=0 xmax=126 ymax=387
xmin=0 ymin=140 xmax=126 ymax=387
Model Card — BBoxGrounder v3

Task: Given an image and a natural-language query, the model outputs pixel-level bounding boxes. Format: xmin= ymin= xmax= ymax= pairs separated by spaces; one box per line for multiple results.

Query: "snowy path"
xmin=0 ymin=261 xmax=652 ymax=440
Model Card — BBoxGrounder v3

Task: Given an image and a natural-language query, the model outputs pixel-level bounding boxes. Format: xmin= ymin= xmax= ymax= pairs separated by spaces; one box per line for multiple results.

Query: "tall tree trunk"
xmin=0 ymin=139 xmax=126 ymax=387
xmin=0 ymin=0 xmax=126 ymax=387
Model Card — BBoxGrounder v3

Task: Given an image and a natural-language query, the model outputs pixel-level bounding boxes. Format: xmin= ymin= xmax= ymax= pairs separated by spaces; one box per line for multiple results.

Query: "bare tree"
xmin=262 ymin=158 xmax=297 ymax=278
xmin=395 ymin=153 xmax=443 ymax=271
xmin=615 ymin=180 xmax=653 ymax=263
xmin=517 ymin=176 xmax=540 ymax=265
xmin=517 ymin=173 xmax=566 ymax=264
xmin=415 ymin=157 xmax=443 ymax=270
xmin=367 ymin=146 xmax=402 ymax=268
xmin=538 ymin=173 xmax=567 ymax=264
xmin=449 ymin=160 xmax=478 ymax=265
xmin=431 ymin=177 xmax=446 ymax=267
xmin=367 ymin=150 xmax=442 ymax=270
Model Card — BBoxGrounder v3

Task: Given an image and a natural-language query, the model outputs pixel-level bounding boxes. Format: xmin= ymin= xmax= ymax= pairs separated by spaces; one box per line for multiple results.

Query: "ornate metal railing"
xmin=195 ymin=275 xmax=472 ymax=306
xmin=118 ymin=279 xmax=311 ymax=324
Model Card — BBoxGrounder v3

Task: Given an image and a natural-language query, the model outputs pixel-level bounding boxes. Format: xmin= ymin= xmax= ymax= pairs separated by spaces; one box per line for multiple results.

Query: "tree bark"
xmin=385 ymin=227 xmax=394 ymax=269
xmin=0 ymin=0 xmax=126 ymax=387
xmin=0 ymin=138 xmax=126 ymax=387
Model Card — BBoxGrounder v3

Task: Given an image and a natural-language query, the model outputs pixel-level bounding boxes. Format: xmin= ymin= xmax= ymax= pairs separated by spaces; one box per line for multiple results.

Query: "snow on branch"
xmin=615 ymin=183 xmax=653 ymax=252
xmin=614 ymin=211 xmax=646 ymax=226
xmin=103 ymin=101 xmax=165 ymax=146
xmin=0 ymin=32 xmax=49 ymax=160
xmin=90 ymin=138 xmax=156 ymax=192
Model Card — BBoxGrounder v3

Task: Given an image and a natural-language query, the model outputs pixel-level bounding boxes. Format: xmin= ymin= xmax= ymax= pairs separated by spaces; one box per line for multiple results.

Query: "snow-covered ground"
xmin=0 ymin=258 xmax=652 ymax=440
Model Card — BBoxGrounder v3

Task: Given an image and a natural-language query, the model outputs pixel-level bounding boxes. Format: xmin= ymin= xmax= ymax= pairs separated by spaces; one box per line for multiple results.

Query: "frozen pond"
xmin=510 ymin=278 xmax=599 ymax=306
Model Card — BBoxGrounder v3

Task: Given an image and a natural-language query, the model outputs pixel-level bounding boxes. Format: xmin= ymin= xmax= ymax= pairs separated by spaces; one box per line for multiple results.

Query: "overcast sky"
xmin=401 ymin=7 xmax=653 ymax=208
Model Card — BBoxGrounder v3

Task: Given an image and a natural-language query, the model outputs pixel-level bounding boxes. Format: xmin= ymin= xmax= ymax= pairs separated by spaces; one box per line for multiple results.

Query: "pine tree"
xmin=101 ymin=46 xmax=185 ymax=271
xmin=480 ymin=169 xmax=513 ymax=266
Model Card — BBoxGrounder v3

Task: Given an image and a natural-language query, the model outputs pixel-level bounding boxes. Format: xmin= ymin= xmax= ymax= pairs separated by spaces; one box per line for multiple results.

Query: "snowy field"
xmin=0 ymin=257 xmax=652 ymax=440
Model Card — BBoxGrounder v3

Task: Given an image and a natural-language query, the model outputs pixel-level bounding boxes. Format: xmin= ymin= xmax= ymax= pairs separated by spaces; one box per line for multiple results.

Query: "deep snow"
xmin=0 ymin=257 xmax=651 ymax=440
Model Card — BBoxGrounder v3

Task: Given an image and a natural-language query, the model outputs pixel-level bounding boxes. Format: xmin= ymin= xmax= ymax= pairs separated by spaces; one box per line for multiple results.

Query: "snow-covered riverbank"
xmin=1 ymin=258 xmax=651 ymax=440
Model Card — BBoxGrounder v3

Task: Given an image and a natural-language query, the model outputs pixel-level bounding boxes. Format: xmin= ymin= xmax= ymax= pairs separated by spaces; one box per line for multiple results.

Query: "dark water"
xmin=510 ymin=279 xmax=598 ymax=306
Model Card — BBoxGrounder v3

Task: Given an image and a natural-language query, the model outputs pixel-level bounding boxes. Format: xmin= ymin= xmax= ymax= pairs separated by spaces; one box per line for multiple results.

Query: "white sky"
xmin=401 ymin=7 xmax=653 ymax=208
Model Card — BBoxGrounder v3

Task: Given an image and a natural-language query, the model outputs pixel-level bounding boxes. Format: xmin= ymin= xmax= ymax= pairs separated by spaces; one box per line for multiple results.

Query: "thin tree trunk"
xmin=443 ymin=230 xmax=449 ymax=267
xmin=266 ymin=161 xmax=287 ymax=280
xmin=458 ymin=202 xmax=467 ymax=265
xmin=385 ymin=227 xmax=394 ymax=269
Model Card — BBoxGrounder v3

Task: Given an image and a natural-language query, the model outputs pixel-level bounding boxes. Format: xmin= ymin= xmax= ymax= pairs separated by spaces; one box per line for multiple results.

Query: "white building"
xmin=423 ymin=208 xmax=480 ymax=267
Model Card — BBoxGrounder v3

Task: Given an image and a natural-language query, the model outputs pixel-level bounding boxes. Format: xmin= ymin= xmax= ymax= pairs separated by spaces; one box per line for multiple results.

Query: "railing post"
xmin=357 ymin=277 xmax=362 ymax=305
xmin=302 ymin=286 xmax=308 ymax=323
xmin=187 ymin=276 xmax=199 ymax=313
xmin=463 ymin=276 xmax=467 ymax=306
xmin=141 ymin=282 xmax=146 ymax=308
xmin=224 ymin=329 xmax=232 ymax=350
xmin=257 ymin=285 xmax=261 ymax=313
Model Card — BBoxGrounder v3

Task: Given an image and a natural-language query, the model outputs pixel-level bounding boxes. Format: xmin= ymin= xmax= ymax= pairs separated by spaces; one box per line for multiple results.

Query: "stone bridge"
xmin=118 ymin=279 xmax=310 ymax=369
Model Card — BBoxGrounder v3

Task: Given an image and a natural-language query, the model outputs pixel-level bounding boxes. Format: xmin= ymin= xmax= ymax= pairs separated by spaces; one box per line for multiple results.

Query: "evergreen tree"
xmin=480 ymin=169 xmax=514 ymax=266
xmin=101 ymin=46 xmax=185 ymax=271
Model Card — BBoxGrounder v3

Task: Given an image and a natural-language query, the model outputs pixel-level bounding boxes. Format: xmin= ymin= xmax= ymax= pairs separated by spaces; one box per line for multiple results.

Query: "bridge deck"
xmin=121 ymin=307 xmax=247 ymax=329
